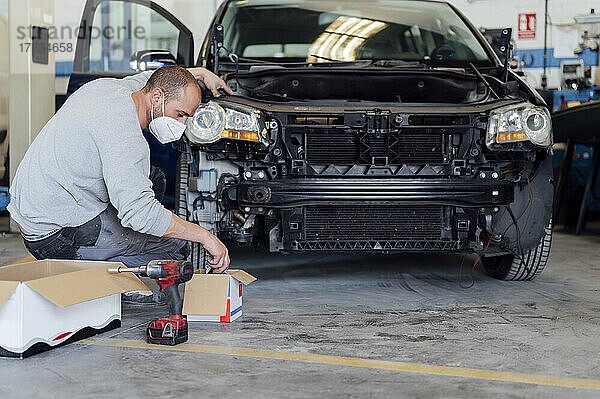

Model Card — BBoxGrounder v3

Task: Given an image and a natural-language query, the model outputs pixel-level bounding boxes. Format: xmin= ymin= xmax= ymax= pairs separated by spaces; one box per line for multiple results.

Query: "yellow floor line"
xmin=80 ymin=338 xmax=600 ymax=390
xmin=11 ymin=255 xmax=36 ymax=264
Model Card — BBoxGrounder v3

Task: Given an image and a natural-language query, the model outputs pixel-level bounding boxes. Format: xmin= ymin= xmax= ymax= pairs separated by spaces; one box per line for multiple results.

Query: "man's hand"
xmin=201 ymin=232 xmax=230 ymax=273
xmin=187 ymin=67 xmax=234 ymax=97
xmin=164 ymin=213 xmax=231 ymax=273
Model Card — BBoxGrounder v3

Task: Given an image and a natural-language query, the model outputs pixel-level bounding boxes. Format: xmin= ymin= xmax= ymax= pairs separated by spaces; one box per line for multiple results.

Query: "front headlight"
xmin=186 ymin=101 xmax=267 ymax=145
xmin=486 ymin=103 xmax=552 ymax=149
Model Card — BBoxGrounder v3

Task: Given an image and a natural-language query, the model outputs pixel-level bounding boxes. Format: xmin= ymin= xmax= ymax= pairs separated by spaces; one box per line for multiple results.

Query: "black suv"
xmin=70 ymin=0 xmax=554 ymax=280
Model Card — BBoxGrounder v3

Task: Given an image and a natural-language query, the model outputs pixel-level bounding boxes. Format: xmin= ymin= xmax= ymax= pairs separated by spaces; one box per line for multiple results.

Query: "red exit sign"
xmin=518 ymin=13 xmax=537 ymax=40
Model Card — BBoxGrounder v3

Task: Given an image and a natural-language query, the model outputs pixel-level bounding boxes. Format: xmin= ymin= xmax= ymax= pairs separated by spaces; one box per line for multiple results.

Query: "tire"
xmin=175 ymin=153 xmax=206 ymax=269
xmin=482 ymin=220 xmax=553 ymax=281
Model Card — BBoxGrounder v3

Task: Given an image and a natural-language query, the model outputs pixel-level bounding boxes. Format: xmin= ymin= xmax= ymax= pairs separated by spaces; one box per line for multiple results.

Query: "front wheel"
xmin=482 ymin=221 xmax=553 ymax=281
xmin=175 ymin=153 xmax=206 ymax=269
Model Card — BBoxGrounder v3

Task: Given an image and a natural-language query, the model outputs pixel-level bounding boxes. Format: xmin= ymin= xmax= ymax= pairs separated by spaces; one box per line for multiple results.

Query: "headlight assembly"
xmin=185 ymin=101 xmax=268 ymax=145
xmin=486 ymin=103 xmax=552 ymax=149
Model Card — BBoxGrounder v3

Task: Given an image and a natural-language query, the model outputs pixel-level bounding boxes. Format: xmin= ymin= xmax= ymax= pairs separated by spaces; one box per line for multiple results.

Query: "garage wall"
xmin=448 ymin=0 xmax=599 ymax=88
xmin=0 ymin=0 xmax=8 ymax=184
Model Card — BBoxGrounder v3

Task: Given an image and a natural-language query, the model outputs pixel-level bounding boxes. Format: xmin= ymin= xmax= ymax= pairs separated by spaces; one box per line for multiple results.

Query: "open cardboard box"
xmin=0 ymin=259 xmax=148 ymax=358
xmin=183 ymin=269 xmax=257 ymax=322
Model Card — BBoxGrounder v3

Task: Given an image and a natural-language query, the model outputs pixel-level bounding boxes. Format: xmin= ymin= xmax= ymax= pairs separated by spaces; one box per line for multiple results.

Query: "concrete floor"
xmin=0 ymin=230 xmax=599 ymax=398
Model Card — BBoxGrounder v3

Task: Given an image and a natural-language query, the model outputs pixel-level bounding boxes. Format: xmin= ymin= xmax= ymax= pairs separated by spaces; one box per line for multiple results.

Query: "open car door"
xmin=67 ymin=0 xmax=194 ymax=96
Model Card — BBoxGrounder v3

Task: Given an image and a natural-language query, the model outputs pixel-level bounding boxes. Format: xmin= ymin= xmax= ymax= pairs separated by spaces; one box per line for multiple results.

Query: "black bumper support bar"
xmin=236 ymin=179 xmax=514 ymax=208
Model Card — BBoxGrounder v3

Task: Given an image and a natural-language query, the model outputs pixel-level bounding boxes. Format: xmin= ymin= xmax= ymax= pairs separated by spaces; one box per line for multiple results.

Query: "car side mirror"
xmin=129 ymin=50 xmax=177 ymax=72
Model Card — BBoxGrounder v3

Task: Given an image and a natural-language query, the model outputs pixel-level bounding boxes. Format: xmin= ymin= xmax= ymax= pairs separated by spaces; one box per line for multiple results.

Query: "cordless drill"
xmin=108 ymin=260 xmax=194 ymax=346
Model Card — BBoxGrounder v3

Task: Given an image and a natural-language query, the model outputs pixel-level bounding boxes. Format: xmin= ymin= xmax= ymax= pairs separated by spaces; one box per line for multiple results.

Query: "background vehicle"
xmin=71 ymin=0 xmax=554 ymax=280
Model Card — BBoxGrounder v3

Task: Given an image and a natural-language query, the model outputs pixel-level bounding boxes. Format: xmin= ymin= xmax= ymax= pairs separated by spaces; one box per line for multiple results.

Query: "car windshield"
xmin=220 ymin=0 xmax=493 ymax=66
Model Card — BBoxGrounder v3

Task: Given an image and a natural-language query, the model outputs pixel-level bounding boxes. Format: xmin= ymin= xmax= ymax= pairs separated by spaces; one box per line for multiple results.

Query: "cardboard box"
xmin=183 ymin=269 xmax=257 ymax=322
xmin=0 ymin=259 xmax=149 ymax=358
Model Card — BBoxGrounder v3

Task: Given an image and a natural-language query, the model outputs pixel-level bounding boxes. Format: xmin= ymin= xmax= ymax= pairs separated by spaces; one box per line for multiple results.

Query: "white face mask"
xmin=148 ymin=93 xmax=187 ymax=144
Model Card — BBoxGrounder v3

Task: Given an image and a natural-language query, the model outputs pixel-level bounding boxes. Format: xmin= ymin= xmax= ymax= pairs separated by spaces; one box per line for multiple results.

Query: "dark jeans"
xmin=23 ymin=166 xmax=188 ymax=267
xmin=24 ymin=214 xmax=102 ymax=261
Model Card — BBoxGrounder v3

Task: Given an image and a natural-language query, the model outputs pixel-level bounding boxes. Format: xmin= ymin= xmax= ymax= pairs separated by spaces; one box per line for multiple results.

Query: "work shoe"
xmin=121 ymin=290 xmax=166 ymax=306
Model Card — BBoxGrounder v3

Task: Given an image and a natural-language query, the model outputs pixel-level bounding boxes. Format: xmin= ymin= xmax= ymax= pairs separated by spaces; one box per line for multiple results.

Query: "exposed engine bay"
xmin=227 ymin=68 xmax=491 ymax=103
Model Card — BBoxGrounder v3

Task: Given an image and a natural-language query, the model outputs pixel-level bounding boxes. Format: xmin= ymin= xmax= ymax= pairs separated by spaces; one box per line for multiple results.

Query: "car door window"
xmin=89 ymin=1 xmax=180 ymax=72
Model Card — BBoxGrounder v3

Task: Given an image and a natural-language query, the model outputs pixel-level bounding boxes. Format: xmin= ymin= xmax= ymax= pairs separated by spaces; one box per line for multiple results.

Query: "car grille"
xmin=306 ymin=131 xmax=359 ymax=164
xmin=306 ymin=131 xmax=444 ymax=165
xmin=304 ymin=205 xmax=443 ymax=241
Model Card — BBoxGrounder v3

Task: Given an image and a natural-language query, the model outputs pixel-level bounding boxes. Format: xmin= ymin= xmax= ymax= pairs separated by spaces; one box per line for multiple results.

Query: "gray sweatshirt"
xmin=8 ymin=71 xmax=173 ymax=237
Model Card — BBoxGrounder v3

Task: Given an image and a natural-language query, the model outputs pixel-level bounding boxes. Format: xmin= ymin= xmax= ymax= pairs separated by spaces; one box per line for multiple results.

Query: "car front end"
xmin=178 ymin=0 xmax=554 ymax=279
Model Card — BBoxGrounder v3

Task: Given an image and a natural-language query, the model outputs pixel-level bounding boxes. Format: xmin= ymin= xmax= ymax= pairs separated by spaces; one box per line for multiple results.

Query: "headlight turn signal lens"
xmin=497 ymin=132 xmax=528 ymax=143
xmin=220 ymin=130 xmax=260 ymax=141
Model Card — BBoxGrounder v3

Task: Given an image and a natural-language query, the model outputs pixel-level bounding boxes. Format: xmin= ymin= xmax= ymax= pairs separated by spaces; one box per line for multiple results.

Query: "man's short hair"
xmin=143 ymin=65 xmax=198 ymax=102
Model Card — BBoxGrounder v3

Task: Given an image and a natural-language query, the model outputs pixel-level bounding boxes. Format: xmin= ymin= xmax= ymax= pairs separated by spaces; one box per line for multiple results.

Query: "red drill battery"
xmin=147 ymin=315 xmax=188 ymax=346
